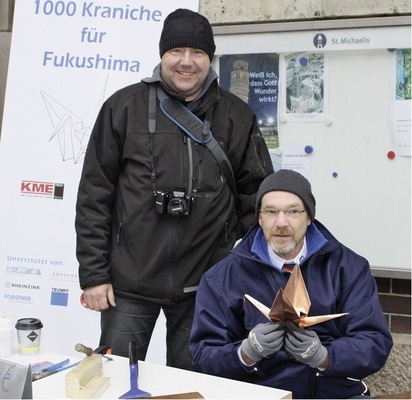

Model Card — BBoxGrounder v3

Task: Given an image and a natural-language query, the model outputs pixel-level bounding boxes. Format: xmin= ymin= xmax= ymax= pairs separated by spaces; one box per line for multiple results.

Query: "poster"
xmin=282 ymin=52 xmax=327 ymax=122
xmin=391 ymin=49 xmax=411 ymax=157
xmin=219 ymin=53 xmax=280 ymax=168
xmin=0 ymin=0 xmax=198 ymax=358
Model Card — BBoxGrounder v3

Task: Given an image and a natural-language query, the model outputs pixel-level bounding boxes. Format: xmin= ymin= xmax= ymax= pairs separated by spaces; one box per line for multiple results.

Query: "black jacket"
xmin=75 ymin=65 xmax=273 ymax=304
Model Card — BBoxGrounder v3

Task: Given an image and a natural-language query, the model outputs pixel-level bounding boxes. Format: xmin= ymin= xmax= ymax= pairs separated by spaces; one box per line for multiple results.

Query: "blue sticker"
xmin=300 ymin=57 xmax=308 ymax=66
xmin=332 ymin=172 xmax=338 ymax=178
xmin=304 ymin=145 xmax=313 ymax=154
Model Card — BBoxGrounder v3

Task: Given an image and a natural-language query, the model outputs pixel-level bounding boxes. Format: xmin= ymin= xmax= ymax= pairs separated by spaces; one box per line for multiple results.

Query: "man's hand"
xmin=284 ymin=320 xmax=328 ymax=369
xmin=240 ymin=322 xmax=285 ymax=364
xmin=81 ymin=284 xmax=116 ymax=311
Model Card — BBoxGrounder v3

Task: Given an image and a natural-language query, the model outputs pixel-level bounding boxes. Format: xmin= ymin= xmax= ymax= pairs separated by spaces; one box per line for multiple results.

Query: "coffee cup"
xmin=15 ymin=318 xmax=43 ymax=355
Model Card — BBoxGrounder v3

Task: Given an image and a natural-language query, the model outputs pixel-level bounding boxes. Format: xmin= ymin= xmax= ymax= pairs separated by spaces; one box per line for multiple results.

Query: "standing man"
xmin=75 ymin=8 xmax=273 ymax=370
xmin=190 ymin=169 xmax=392 ymax=398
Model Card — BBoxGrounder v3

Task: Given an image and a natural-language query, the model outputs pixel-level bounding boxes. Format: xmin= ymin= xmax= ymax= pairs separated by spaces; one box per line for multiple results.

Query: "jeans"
xmin=99 ymin=295 xmax=195 ymax=370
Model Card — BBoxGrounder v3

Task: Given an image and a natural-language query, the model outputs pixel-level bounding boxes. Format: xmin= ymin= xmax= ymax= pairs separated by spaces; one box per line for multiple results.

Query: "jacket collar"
xmin=142 ymin=63 xmax=220 ymax=115
xmin=235 ymin=221 xmax=329 ymax=266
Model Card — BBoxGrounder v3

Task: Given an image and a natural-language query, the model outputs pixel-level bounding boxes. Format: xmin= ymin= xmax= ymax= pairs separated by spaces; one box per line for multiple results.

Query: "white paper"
xmin=391 ymin=100 xmax=411 ymax=156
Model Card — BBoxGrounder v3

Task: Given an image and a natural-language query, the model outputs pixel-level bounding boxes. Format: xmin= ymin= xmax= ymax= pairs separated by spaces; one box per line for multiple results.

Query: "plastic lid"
xmin=15 ymin=318 xmax=43 ymax=330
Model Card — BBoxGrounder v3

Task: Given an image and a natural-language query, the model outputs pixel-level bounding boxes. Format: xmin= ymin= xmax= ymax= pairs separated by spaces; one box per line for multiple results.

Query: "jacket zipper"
xmin=116 ymin=223 xmax=122 ymax=243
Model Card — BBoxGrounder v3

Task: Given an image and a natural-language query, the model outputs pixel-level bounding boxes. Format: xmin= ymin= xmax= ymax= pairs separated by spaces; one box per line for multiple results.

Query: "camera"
xmin=155 ymin=188 xmax=191 ymax=217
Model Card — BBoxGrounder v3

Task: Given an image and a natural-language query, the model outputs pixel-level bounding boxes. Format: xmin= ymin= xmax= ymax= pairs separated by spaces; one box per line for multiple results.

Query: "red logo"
xmin=20 ymin=180 xmax=64 ymax=199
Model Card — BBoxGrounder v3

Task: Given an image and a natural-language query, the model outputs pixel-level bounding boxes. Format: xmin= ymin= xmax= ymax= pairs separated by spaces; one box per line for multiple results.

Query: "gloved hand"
xmin=240 ymin=322 xmax=285 ymax=363
xmin=284 ymin=320 xmax=328 ymax=368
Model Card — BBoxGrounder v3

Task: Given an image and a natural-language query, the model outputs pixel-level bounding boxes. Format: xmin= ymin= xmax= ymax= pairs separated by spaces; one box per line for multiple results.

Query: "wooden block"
xmin=65 ymin=354 xmax=110 ymax=399
xmin=69 ymin=376 xmax=110 ymax=399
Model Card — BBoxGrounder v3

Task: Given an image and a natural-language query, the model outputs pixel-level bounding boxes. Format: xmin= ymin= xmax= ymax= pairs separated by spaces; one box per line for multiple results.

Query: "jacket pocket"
xmin=315 ymin=375 xmax=368 ymax=399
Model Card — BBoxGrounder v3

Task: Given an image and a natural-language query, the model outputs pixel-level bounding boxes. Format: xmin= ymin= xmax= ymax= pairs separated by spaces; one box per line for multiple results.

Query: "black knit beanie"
xmin=159 ymin=9 xmax=216 ymax=61
xmin=256 ymin=170 xmax=316 ymax=221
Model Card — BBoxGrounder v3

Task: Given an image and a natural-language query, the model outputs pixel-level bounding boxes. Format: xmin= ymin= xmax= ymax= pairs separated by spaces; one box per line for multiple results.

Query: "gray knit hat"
xmin=256 ymin=170 xmax=316 ymax=221
xmin=159 ymin=9 xmax=216 ymax=61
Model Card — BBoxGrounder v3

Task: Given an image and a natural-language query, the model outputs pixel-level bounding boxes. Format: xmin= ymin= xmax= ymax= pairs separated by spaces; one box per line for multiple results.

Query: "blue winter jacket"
xmin=190 ymin=220 xmax=393 ymax=399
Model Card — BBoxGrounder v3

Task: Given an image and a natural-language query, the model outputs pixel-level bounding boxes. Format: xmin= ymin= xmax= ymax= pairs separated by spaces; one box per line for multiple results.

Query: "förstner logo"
xmin=20 ymin=180 xmax=64 ymax=199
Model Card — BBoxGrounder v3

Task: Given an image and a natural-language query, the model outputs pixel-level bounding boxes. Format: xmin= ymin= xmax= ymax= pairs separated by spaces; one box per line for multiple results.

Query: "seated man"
xmin=190 ymin=169 xmax=393 ymax=399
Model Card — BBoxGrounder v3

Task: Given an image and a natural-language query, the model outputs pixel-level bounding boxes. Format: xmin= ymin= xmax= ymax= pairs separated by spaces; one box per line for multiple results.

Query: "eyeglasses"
xmin=259 ymin=209 xmax=306 ymax=219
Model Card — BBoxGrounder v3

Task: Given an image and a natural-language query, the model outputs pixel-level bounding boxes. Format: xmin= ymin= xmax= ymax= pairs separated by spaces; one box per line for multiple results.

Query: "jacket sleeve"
xmin=190 ymin=266 xmax=257 ymax=379
xmin=75 ymin=96 xmax=124 ymax=289
xmin=318 ymin=252 xmax=393 ymax=379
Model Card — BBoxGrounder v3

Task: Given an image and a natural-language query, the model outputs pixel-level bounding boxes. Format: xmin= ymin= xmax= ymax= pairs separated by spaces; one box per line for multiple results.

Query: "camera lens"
xmin=167 ymin=198 xmax=188 ymax=217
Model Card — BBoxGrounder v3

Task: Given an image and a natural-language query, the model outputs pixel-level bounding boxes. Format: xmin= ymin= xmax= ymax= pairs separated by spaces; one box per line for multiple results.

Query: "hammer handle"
xmin=75 ymin=342 xmax=94 ymax=356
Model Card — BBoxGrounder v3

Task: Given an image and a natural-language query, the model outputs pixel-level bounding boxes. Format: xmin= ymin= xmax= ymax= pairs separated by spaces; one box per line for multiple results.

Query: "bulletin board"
xmin=212 ymin=17 xmax=411 ymax=278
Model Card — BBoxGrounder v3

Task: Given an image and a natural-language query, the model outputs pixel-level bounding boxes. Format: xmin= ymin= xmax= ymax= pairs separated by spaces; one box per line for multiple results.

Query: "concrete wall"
xmin=199 ymin=0 xmax=411 ymax=24
xmin=0 ymin=0 xmax=411 ymax=397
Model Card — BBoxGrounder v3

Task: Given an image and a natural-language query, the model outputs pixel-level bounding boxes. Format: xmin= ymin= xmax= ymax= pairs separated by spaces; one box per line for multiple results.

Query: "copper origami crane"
xmin=244 ymin=264 xmax=348 ymax=328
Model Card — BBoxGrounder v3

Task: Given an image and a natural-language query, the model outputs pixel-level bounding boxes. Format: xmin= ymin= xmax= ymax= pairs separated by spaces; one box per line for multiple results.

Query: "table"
xmin=11 ymin=352 xmax=292 ymax=399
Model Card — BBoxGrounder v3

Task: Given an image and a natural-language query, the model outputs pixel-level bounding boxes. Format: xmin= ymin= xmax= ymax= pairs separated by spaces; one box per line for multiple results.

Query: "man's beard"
xmin=269 ymin=240 xmax=297 ymax=256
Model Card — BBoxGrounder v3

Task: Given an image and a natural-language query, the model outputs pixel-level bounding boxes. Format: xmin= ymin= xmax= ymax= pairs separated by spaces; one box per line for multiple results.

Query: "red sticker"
xmin=387 ymin=151 xmax=396 ymax=160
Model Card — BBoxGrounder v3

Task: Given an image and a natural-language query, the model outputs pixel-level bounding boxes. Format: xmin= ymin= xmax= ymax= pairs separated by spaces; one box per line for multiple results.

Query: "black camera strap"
xmin=154 ymin=86 xmax=238 ymax=208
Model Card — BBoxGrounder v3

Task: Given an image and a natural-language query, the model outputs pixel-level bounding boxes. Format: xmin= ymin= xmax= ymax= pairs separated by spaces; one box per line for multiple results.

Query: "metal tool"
xmin=119 ymin=342 xmax=151 ymax=399
xmin=32 ymin=359 xmax=79 ymax=381
xmin=75 ymin=342 xmax=113 ymax=361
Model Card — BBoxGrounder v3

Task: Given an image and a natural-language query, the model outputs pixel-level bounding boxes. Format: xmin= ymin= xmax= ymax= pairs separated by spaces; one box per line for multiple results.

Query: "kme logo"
xmin=20 ymin=180 xmax=64 ymax=199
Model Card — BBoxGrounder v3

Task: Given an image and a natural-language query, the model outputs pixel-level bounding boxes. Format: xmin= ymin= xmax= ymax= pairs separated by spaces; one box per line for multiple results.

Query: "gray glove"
xmin=284 ymin=320 xmax=328 ymax=368
xmin=241 ymin=322 xmax=285 ymax=363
